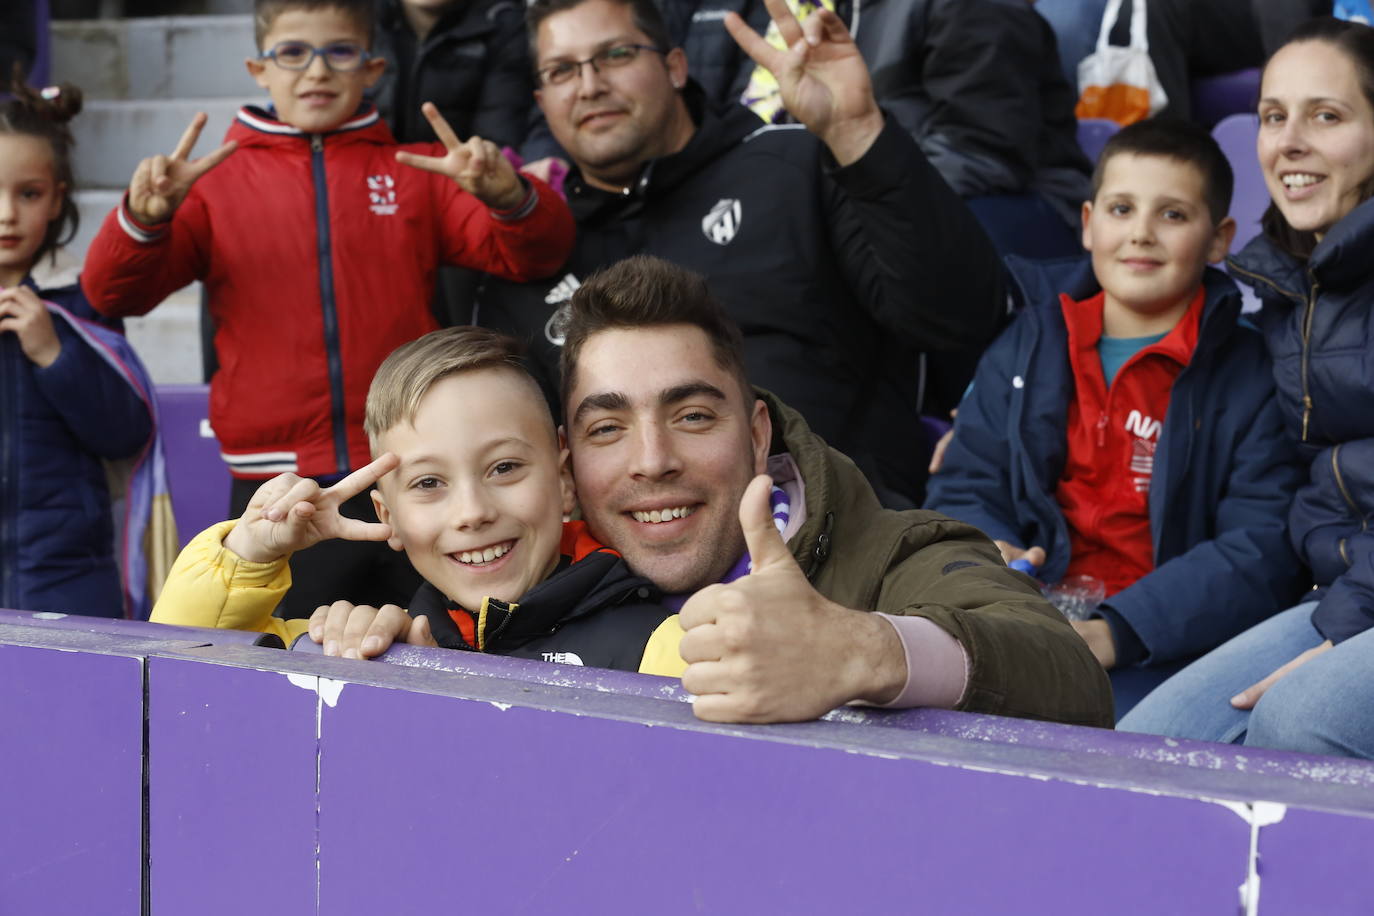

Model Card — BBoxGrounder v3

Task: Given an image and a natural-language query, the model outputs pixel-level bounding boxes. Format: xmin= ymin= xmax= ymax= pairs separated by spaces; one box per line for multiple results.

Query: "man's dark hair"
xmin=1090 ymin=118 xmax=1235 ymax=224
xmin=253 ymin=0 xmax=375 ymax=48
xmin=560 ymin=255 xmax=749 ymax=405
xmin=525 ymin=0 xmax=673 ymax=63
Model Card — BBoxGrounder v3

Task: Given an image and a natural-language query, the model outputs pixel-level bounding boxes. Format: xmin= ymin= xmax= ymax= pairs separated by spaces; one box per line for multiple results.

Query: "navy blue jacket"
xmin=1228 ymin=198 xmax=1374 ymax=645
xmin=1 ymin=280 xmax=151 ymax=616
xmin=925 ymin=257 xmax=1307 ymax=665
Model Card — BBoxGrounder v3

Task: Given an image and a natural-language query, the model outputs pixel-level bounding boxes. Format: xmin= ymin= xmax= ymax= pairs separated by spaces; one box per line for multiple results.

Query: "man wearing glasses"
xmin=470 ymin=0 xmax=1005 ymax=510
xmin=80 ymin=0 xmax=576 ymax=618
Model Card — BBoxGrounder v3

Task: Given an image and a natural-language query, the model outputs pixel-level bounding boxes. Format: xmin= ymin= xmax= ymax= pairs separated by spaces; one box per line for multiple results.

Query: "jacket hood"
xmin=228 ymin=104 xmax=396 ymax=148
xmin=567 ymin=82 xmax=763 ymax=217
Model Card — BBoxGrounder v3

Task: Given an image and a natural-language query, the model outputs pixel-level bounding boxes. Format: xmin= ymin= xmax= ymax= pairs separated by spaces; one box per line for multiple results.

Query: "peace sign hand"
xmin=222 ymin=453 xmax=399 ymax=564
xmin=127 ymin=112 xmax=237 ymax=225
xmin=724 ymin=0 xmax=884 ymax=166
xmin=395 ymin=102 xmax=526 ymax=211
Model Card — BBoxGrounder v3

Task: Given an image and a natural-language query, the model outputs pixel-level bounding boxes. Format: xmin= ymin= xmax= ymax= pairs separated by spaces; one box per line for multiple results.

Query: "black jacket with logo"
xmin=471 ymin=89 xmax=1004 ymax=507
xmin=370 ymin=0 xmax=533 ymax=148
xmin=408 ymin=543 xmax=670 ymax=672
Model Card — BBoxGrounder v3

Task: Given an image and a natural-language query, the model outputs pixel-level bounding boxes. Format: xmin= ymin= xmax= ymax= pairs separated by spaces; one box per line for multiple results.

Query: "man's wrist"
xmin=842 ymin=605 xmax=909 ymax=705
xmin=821 ymin=109 xmax=885 ymax=168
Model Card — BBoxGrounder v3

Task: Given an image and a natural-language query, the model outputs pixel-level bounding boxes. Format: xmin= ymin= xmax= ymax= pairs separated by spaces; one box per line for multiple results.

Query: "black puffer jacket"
xmin=409 ymin=534 xmax=670 ymax=672
xmin=370 ymin=0 xmax=534 ymax=148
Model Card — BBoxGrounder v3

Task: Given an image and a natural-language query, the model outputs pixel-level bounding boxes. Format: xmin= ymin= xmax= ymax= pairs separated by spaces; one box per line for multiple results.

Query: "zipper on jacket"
xmin=1329 ymin=445 xmax=1367 ymax=570
xmin=1299 ymin=278 xmax=1319 ymax=442
xmin=310 ymin=133 xmax=352 ymax=475
xmin=1095 ymin=410 xmax=1108 ymax=448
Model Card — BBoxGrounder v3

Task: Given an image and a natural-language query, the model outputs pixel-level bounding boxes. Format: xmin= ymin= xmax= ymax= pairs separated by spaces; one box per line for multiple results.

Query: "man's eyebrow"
xmin=541 ymin=34 xmax=638 ymax=64
xmin=572 ymin=391 xmax=630 ymax=424
xmin=660 ymin=382 xmax=728 ymax=405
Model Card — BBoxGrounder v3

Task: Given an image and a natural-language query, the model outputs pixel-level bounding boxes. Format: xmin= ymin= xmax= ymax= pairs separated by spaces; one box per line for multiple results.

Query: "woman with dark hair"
xmin=1119 ymin=17 xmax=1374 ymax=759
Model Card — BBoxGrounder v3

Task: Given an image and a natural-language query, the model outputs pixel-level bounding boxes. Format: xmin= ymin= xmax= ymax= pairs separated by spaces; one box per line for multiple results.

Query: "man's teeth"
xmin=632 ymin=506 xmax=697 ymax=524
xmin=455 ymin=542 xmax=512 ymax=565
xmin=1282 ymin=173 xmax=1323 ymax=188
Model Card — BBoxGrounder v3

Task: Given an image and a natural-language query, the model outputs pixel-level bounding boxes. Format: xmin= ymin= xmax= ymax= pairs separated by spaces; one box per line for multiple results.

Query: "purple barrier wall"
xmin=5 ymin=621 xmax=1374 ymax=914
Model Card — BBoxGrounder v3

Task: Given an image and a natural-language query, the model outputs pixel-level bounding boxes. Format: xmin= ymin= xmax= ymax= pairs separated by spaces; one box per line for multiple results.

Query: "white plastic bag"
xmin=1075 ymin=0 xmax=1168 ymax=126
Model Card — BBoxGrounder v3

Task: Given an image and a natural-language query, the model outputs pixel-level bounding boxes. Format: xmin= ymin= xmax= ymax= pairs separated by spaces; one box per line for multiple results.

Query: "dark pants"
xmin=229 ymin=478 xmax=424 ymax=620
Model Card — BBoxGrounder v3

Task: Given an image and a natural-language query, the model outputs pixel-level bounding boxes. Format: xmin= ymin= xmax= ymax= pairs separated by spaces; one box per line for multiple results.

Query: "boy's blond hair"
xmin=365 ymin=327 xmax=551 ymax=452
xmin=253 ymin=0 xmax=375 ymax=47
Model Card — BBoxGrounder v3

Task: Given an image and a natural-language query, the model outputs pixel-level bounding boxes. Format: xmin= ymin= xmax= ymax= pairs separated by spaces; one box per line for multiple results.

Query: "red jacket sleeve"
xmin=81 ymin=194 xmax=211 ymax=319
xmin=433 ymin=174 xmax=575 ymax=282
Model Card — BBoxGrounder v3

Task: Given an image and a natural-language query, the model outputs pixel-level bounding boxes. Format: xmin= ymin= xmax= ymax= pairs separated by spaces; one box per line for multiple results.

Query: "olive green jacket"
xmin=765 ymin=390 xmax=1114 ymax=728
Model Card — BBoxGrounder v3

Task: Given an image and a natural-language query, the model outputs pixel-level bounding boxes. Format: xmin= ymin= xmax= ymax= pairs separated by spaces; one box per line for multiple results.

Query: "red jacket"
xmin=1056 ymin=288 xmax=1204 ymax=595
xmin=83 ymin=106 xmax=574 ymax=479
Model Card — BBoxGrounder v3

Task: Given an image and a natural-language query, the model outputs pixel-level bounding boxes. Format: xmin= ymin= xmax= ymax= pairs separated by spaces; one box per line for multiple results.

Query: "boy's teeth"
xmin=632 ymin=506 xmax=696 ymax=524
xmin=456 ymin=542 xmax=512 ymax=565
xmin=1282 ymin=173 xmax=1323 ymax=188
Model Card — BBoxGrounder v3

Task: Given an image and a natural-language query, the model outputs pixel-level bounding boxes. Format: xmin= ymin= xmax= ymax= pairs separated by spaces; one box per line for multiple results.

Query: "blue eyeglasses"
xmin=259 ymin=41 xmax=371 ymax=72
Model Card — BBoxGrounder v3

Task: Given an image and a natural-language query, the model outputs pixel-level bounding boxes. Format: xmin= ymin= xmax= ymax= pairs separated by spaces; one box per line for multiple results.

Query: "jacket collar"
xmin=231 ymin=104 xmax=392 ymax=144
xmin=1229 ymin=195 xmax=1374 ymax=301
xmin=1008 ymin=254 xmax=1244 ymax=361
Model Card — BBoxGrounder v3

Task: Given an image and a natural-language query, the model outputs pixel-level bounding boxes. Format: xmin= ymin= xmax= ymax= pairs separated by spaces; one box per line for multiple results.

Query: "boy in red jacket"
xmin=926 ymin=119 xmax=1307 ymax=718
xmin=81 ymin=0 xmax=574 ymax=616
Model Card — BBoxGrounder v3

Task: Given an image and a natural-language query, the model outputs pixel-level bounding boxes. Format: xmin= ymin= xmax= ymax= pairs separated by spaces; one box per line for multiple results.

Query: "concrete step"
xmin=71 ymin=96 xmax=257 ymax=190
xmin=125 ymin=289 xmax=205 ymax=385
xmin=51 ymin=15 xmax=257 ymax=101
xmin=51 ymin=191 xmax=206 ymax=386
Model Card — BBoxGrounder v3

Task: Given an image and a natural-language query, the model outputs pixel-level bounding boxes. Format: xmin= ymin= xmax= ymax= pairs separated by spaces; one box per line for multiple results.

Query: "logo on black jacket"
xmin=544 ymin=273 xmax=581 ymax=347
xmin=702 ymin=198 xmax=742 ymax=245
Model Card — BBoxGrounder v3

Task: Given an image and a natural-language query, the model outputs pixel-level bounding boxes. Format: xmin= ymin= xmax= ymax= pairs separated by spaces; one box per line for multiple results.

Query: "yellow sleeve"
xmin=150 ymin=520 xmax=309 ymax=645
xmin=637 ymin=614 xmax=688 ymax=677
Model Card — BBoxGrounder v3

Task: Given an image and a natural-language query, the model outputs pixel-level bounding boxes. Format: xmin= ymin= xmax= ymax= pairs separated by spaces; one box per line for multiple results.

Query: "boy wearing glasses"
xmin=82 ymin=0 xmax=575 ymax=617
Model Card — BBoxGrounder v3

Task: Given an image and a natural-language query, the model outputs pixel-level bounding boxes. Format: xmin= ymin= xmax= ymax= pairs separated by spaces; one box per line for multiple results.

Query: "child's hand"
xmin=0 ymin=286 xmax=61 ymax=367
xmin=223 ymin=453 xmax=399 ymax=563
xmin=308 ymin=600 xmax=438 ymax=659
xmin=395 ymin=102 xmax=525 ymax=211
xmin=127 ymin=112 xmax=237 ymax=225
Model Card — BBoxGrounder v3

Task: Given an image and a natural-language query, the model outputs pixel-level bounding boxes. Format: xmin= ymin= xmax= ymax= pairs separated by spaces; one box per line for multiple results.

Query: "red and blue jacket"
xmin=926 ymin=256 xmax=1308 ymax=666
xmin=82 ymin=105 xmax=574 ymax=481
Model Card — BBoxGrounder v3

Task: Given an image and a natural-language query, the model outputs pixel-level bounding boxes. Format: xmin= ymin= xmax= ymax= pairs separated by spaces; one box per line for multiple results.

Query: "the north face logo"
xmin=544 ymin=274 xmax=581 ymax=347
xmin=702 ymin=198 xmax=742 ymax=245
xmin=367 ymin=174 xmax=397 ymax=215
xmin=542 ymin=651 xmax=584 ymax=666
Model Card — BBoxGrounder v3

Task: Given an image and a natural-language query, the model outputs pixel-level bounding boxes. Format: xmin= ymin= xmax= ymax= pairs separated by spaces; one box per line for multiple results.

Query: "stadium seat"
xmin=155 ymin=385 xmax=232 ymax=548
xmin=1191 ymin=68 xmax=1261 ymax=129
xmin=1076 ymin=117 xmax=1120 ymax=163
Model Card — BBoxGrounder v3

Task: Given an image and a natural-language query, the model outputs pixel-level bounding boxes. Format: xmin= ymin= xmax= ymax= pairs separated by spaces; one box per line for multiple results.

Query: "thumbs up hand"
xmin=678 ymin=475 xmax=907 ymax=723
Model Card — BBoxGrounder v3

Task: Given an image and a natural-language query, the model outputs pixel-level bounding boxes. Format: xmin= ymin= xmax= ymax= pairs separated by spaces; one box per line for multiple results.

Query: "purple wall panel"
xmin=1257 ymin=807 xmax=1374 ymax=915
xmin=146 ymin=656 xmax=319 ymax=915
xmin=317 ymin=682 xmax=1248 ymax=915
xmin=0 ymin=644 xmax=142 ymax=916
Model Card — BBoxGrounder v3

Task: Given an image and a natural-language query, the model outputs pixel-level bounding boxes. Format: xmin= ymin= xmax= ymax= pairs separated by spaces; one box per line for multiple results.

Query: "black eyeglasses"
xmin=537 ymin=43 xmax=664 ymax=87
xmin=259 ymin=41 xmax=372 ymax=72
